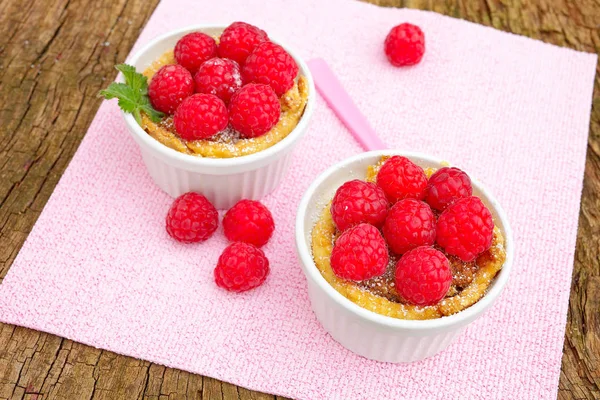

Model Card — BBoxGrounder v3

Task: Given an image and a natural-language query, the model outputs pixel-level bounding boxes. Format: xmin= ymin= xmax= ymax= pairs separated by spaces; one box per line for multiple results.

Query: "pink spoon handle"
xmin=307 ymin=58 xmax=388 ymax=151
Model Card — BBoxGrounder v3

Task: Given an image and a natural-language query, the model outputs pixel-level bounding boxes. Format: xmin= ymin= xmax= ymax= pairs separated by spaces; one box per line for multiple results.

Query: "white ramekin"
xmin=122 ymin=25 xmax=315 ymax=209
xmin=295 ymin=150 xmax=514 ymax=363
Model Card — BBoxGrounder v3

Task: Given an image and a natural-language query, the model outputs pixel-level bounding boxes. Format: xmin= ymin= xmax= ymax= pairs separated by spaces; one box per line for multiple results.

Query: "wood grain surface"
xmin=0 ymin=0 xmax=598 ymax=399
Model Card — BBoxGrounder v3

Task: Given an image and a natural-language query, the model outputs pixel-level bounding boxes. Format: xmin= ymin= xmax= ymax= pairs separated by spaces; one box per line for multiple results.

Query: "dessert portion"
xmin=101 ymin=22 xmax=309 ymax=158
xmin=311 ymin=156 xmax=506 ymax=320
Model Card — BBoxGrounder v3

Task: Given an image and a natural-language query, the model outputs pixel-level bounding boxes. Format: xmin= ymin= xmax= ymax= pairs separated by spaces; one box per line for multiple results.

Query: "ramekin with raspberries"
xmin=119 ymin=24 xmax=315 ymax=209
xmin=295 ymin=151 xmax=513 ymax=363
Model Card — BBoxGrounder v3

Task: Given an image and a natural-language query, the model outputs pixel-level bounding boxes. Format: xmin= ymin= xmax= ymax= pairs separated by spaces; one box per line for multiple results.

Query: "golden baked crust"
xmin=139 ymin=50 xmax=309 ymax=158
xmin=310 ymin=157 xmax=507 ymax=320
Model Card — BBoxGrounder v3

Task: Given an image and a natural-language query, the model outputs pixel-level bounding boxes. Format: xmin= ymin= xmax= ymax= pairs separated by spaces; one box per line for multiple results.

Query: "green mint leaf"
xmin=99 ymin=82 xmax=129 ymax=100
xmin=140 ymin=102 xmax=164 ymax=123
xmin=100 ymin=83 xmax=140 ymax=114
xmin=99 ymin=64 xmax=163 ymax=124
xmin=116 ymin=64 xmax=148 ymax=94
xmin=132 ymin=108 xmax=143 ymax=125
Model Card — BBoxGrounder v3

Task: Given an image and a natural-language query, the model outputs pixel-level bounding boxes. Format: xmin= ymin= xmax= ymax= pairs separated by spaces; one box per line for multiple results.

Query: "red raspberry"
xmin=384 ymin=23 xmax=425 ymax=67
xmin=242 ymin=42 xmax=299 ymax=96
xmin=166 ymin=192 xmax=218 ymax=243
xmin=383 ymin=199 xmax=436 ymax=254
xmin=395 ymin=246 xmax=452 ymax=306
xmin=376 ymin=156 xmax=427 ymax=203
xmin=148 ymin=65 xmax=194 ymax=114
xmin=229 ymin=84 xmax=280 ymax=138
xmin=218 ymin=22 xmax=268 ymax=66
xmin=330 ymin=223 xmax=389 ymax=281
xmin=173 ymin=93 xmax=228 ymax=140
xmin=424 ymin=167 xmax=473 ymax=211
xmin=436 ymin=196 xmax=494 ymax=262
xmin=194 ymin=58 xmax=242 ymax=104
xmin=214 ymin=242 xmax=270 ymax=292
xmin=330 ymin=180 xmax=388 ymax=232
xmin=223 ymin=200 xmax=275 ymax=247
xmin=174 ymin=32 xmax=217 ymax=74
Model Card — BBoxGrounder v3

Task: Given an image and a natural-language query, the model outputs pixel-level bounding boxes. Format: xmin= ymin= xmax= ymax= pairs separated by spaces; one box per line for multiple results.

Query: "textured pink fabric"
xmin=0 ymin=1 xmax=596 ymax=399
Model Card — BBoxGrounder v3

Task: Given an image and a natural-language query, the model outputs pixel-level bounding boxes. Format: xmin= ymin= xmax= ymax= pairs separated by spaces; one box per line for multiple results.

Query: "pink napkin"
xmin=0 ymin=0 xmax=595 ymax=398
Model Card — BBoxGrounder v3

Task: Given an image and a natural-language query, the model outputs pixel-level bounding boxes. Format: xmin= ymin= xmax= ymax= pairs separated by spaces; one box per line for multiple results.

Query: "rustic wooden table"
xmin=0 ymin=0 xmax=598 ymax=399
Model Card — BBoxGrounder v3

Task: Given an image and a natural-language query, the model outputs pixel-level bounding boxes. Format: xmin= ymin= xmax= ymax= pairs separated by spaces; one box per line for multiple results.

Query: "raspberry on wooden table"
xmin=424 ymin=167 xmax=473 ymax=211
xmin=330 ymin=180 xmax=389 ymax=232
xmin=395 ymin=246 xmax=452 ymax=306
xmin=436 ymin=196 xmax=494 ymax=262
xmin=330 ymin=223 xmax=389 ymax=281
xmin=147 ymin=64 xmax=194 ymax=114
xmin=173 ymin=93 xmax=228 ymax=140
xmin=383 ymin=199 xmax=436 ymax=254
xmin=174 ymin=32 xmax=217 ymax=74
xmin=214 ymin=242 xmax=270 ymax=292
xmin=218 ymin=22 xmax=268 ymax=66
xmin=242 ymin=41 xmax=299 ymax=96
xmin=223 ymin=200 xmax=275 ymax=248
xmin=384 ymin=23 xmax=425 ymax=67
xmin=194 ymin=58 xmax=242 ymax=104
xmin=376 ymin=156 xmax=428 ymax=203
xmin=228 ymin=83 xmax=281 ymax=138
xmin=166 ymin=192 xmax=218 ymax=243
